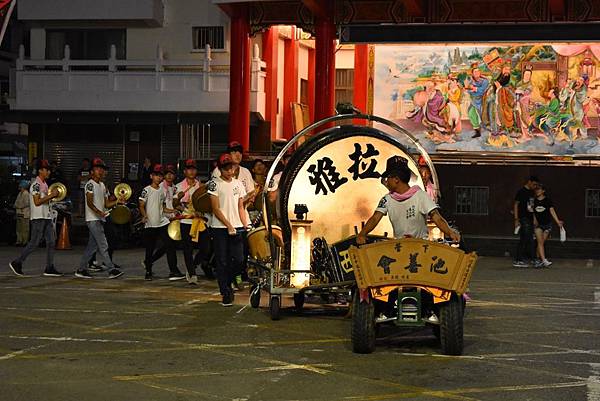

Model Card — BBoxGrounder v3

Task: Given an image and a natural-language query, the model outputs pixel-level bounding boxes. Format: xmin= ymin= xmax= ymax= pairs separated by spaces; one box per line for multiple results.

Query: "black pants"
xmin=180 ymin=223 xmax=212 ymax=277
xmin=516 ymin=217 xmax=534 ymax=262
xmin=212 ymin=228 xmax=244 ymax=296
xmin=144 ymin=225 xmax=178 ymax=273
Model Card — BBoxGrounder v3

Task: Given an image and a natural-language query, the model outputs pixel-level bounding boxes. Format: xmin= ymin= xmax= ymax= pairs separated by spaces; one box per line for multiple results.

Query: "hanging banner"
xmin=373 ymin=43 xmax=600 ymax=156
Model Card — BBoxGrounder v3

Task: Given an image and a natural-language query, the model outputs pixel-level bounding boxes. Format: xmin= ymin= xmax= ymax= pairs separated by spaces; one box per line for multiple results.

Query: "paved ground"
xmin=1 ymin=246 xmax=600 ymax=401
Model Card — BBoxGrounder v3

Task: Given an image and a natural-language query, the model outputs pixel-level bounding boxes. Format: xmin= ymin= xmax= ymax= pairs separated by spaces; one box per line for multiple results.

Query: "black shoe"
xmin=221 ymin=293 xmax=233 ymax=307
xmin=43 ymin=265 xmax=63 ymax=277
xmin=169 ymin=271 xmax=186 ymax=281
xmin=145 ymin=271 xmax=153 ymax=281
xmin=75 ymin=269 xmax=92 ymax=279
xmin=471 ymin=129 xmax=481 ymax=139
xmin=88 ymin=262 xmax=105 ymax=273
xmin=9 ymin=261 xmax=24 ymax=277
xmin=108 ymin=268 xmax=124 ymax=279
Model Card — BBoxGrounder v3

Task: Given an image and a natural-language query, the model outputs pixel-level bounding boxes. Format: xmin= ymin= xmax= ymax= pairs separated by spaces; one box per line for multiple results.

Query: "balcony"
xmin=18 ymin=0 xmax=165 ymax=26
xmin=10 ymin=44 xmax=266 ymax=116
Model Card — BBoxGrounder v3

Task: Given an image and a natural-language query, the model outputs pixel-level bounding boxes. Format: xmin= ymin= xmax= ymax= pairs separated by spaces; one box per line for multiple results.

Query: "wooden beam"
xmin=549 ymin=0 xmax=566 ymax=19
xmin=301 ymin=0 xmax=329 ymax=19
xmin=404 ymin=0 xmax=425 ymax=17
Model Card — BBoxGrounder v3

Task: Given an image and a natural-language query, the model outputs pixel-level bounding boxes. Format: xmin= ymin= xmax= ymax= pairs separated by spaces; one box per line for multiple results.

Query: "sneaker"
xmin=424 ymin=312 xmax=439 ymax=324
xmin=542 ymin=259 xmax=553 ymax=267
xmin=187 ymin=274 xmax=198 ymax=285
xmin=75 ymin=269 xmax=92 ymax=279
xmin=88 ymin=263 xmax=105 ymax=273
xmin=43 ymin=265 xmax=63 ymax=277
xmin=221 ymin=293 xmax=233 ymax=307
xmin=108 ymin=269 xmax=124 ymax=279
xmin=512 ymin=260 xmax=528 ymax=268
xmin=9 ymin=261 xmax=24 ymax=277
xmin=168 ymin=271 xmax=186 ymax=281
xmin=145 ymin=271 xmax=153 ymax=281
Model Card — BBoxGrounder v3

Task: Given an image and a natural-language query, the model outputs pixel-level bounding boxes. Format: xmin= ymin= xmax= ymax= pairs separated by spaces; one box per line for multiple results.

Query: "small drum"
xmin=110 ymin=205 xmax=131 ymax=225
xmin=168 ymin=220 xmax=182 ymax=241
xmin=192 ymin=186 xmax=212 ymax=213
xmin=247 ymin=225 xmax=284 ymax=261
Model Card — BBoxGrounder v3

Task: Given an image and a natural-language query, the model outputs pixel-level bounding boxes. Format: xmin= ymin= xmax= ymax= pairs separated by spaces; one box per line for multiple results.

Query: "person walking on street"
xmin=208 ymin=153 xmax=249 ymax=306
xmin=9 ymin=159 xmax=63 ymax=277
xmin=139 ymin=164 xmax=185 ymax=281
xmin=513 ymin=176 xmax=539 ymax=267
xmin=533 ymin=184 xmax=564 ymax=268
xmin=76 ymin=158 xmax=124 ymax=279
xmin=14 ymin=180 xmax=30 ymax=246
xmin=77 ymin=158 xmax=91 ymax=217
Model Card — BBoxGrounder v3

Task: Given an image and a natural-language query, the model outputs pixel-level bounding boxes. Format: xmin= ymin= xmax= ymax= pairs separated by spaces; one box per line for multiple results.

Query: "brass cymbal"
xmin=192 ymin=186 xmax=212 ymax=213
xmin=167 ymin=220 xmax=181 ymax=241
xmin=49 ymin=182 xmax=67 ymax=202
xmin=110 ymin=205 xmax=131 ymax=225
xmin=114 ymin=183 xmax=132 ymax=201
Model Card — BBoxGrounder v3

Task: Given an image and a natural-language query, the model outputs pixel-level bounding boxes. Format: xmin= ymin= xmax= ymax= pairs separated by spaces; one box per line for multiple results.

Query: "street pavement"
xmin=1 ymin=246 xmax=599 ymax=401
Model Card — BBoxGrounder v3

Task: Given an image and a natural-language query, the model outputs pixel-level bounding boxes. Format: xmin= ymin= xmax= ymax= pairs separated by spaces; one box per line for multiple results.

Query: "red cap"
xmin=37 ymin=159 xmax=51 ymax=170
xmin=91 ymin=157 xmax=108 ymax=169
xmin=165 ymin=164 xmax=176 ymax=174
xmin=184 ymin=159 xmax=196 ymax=169
xmin=227 ymin=141 xmax=243 ymax=152
xmin=151 ymin=164 xmax=164 ymax=175
xmin=218 ymin=153 xmax=233 ymax=168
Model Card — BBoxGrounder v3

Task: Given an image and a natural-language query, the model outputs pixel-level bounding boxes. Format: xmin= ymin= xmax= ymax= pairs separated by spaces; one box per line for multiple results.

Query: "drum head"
xmin=192 ymin=186 xmax=212 ymax=213
xmin=110 ymin=205 xmax=131 ymax=225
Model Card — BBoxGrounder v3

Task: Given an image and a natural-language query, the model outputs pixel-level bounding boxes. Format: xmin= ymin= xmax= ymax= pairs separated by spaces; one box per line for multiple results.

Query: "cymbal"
xmin=110 ymin=205 xmax=131 ymax=225
xmin=192 ymin=186 xmax=212 ymax=213
xmin=49 ymin=182 xmax=67 ymax=202
xmin=114 ymin=183 xmax=132 ymax=201
xmin=168 ymin=220 xmax=181 ymax=241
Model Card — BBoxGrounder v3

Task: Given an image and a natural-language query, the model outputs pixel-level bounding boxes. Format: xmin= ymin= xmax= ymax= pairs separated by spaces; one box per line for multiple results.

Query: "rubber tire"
xmin=250 ymin=285 xmax=261 ymax=309
xmin=439 ymin=295 xmax=464 ymax=356
xmin=269 ymin=296 xmax=281 ymax=321
xmin=351 ymin=291 xmax=376 ymax=354
xmin=293 ymin=293 xmax=305 ymax=311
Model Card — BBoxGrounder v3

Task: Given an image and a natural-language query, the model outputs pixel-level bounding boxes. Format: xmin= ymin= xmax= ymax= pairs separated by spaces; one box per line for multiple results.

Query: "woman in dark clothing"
xmin=533 ymin=184 xmax=564 ymax=268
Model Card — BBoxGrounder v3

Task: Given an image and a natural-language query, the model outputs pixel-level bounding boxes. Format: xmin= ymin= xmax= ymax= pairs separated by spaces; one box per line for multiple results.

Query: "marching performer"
xmin=208 ymin=153 xmax=248 ymax=306
xmin=9 ymin=159 xmax=63 ymax=277
xmin=174 ymin=159 xmax=205 ymax=284
xmin=148 ymin=164 xmax=180 ymax=267
xmin=212 ymin=142 xmax=256 ymax=288
xmin=76 ymin=158 xmax=124 ymax=279
xmin=139 ymin=164 xmax=185 ymax=281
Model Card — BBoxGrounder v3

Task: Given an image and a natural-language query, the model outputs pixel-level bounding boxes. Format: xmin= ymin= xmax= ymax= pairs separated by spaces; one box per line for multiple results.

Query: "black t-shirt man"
xmin=515 ymin=186 xmax=535 ymax=222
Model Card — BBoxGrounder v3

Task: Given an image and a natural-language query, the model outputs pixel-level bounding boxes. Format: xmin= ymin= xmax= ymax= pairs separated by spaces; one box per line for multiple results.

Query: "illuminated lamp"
xmin=427 ymin=223 xmax=444 ymax=242
xmin=290 ymin=204 xmax=312 ymax=288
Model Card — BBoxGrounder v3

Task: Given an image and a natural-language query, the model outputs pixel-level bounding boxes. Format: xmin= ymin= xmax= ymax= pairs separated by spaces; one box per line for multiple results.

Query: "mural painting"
xmin=373 ymin=44 xmax=600 ymax=155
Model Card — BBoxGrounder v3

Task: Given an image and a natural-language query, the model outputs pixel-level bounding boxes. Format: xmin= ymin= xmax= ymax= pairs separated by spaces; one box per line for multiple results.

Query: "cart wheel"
xmin=351 ymin=291 xmax=376 ymax=354
xmin=250 ymin=285 xmax=261 ymax=309
xmin=439 ymin=294 xmax=464 ymax=356
xmin=269 ymin=296 xmax=281 ymax=321
xmin=293 ymin=293 xmax=305 ymax=312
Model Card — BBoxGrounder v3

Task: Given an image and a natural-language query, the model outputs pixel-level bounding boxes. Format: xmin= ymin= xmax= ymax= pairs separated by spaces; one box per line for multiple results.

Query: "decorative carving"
xmin=525 ymin=0 xmax=549 ymax=22
xmin=568 ymin=0 xmax=592 ymax=21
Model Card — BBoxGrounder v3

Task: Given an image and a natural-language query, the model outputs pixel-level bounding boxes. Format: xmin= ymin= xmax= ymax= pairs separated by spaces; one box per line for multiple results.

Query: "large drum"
xmin=247 ymin=225 xmax=284 ymax=261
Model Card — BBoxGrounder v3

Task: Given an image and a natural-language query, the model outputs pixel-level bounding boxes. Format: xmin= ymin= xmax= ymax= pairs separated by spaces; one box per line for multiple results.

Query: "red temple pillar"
xmin=228 ymin=6 xmax=251 ymax=150
xmin=314 ymin=7 xmax=336 ymax=122
xmin=283 ymin=27 xmax=299 ymax=139
xmin=262 ymin=26 xmax=279 ymax=140
xmin=353 ymin=44 xmax=369 ymax=122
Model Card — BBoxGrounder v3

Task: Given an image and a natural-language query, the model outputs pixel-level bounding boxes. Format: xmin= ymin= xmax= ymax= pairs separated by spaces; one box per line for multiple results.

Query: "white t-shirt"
xmin=175 ymin=179 xmax=201 ymax=225
xmin=29 ymin=177 xmax=51 ymax=220
xmin=212 ymin=165 xmax=254 ymax=222
xmin=161 ymin=181 xmax=176 ymax=218
xmin=139 ymin=185 xmax=170 ymax=228
xmin=207 ymin=176 xmax=246 ymax=229
xmin=376 ymin=189 xmax=438 ymax=239
xmin=85 ymin=179 xmax=109 ymax=222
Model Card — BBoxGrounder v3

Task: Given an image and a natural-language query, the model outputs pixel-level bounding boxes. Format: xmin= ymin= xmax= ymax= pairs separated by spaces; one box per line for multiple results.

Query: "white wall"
xmin=335 ymin=47 xmax=355 ymax=69
xmin=127 ymin=0 xmax=230 ymax=65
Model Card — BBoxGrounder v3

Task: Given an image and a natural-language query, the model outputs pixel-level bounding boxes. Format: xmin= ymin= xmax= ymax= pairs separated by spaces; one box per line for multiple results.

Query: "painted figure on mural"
xmin=406 ymin=82 xmax=454 ymax=143
xmin=514 ymin=65 xmax=534 ymax=142
xmin=464 ymin=64 xmax=489 ymax=139
xmin=444 ymin=73 xmax=463 ymax=134
xmin=532 ymin=88 xmax=573 ymax=147
xmin=561 ymin=77 xmax=590 ymax=139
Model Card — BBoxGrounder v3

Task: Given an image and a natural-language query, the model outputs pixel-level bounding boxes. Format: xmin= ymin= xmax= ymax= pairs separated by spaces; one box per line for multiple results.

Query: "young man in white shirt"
xmin=10 ymin=159 xmax=62 ymax=277
xmin=174 ymin=159 xmax=205 ymax=284
xmin=76 ymin=158 xmax=124 ymax=279
xmin=357 ymin=156 xmax=459 ymax=244
xmin=207 ymin=153 xmax=248 ymax=306
xmin=140 ymin=164 xmax=185 ymax=281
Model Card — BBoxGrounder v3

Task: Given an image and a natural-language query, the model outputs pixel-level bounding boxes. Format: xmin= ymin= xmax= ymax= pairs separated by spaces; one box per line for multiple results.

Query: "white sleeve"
xmin=139 ymin=187 xmax=149 ymax=202
xmin=375 ymin=196 xmax=389 ymax=215
xmin=418 ymin=190 xmax=438 ymax=216
xmin=85 ymin=181 xmax=94 ymax=195
xmin=206 ymin=179 xmax=218 ymax=197
xmin=30 ymin=182 xmax=40 ymax=196
xmin=211 ymin=167 xmax=221 ymax=179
